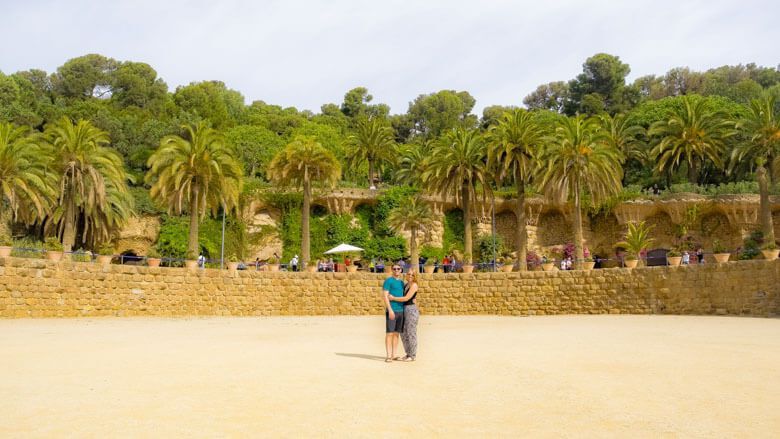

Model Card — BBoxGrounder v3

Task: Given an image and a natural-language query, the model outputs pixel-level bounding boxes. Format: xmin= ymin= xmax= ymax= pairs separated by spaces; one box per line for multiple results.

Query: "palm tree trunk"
xmin=758 ymin=165 xmax=775 ymax=244
xmin=687 ymin=160 xmax=698 ymax=184
xmin=368 ymin=159 xmax=375 ymax=188
xmin=410 ymin=226 xmax=418 ymax=274
xmin=62 ymin=200 xmax=76 ymax=253
xmin=187 ymin=183 xmax=200 ymax=260
xmin=573 ymin=183 xmax=585 ymax=265
xmin=462 ymin=184 xmax=472 ymax=264
xmin=515 ymin=173 xmax=528 ymax=271
xmin=302 ymin=169 xmax=311 ymax=266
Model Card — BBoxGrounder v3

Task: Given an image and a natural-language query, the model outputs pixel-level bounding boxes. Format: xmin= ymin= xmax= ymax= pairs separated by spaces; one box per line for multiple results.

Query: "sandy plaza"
xmin=1 ymin=315 xmax=778 ymax=437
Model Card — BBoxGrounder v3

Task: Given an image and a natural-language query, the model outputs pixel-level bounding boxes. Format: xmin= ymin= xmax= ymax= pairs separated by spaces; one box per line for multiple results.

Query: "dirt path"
xmin=1 ymin=315 xmax=778 ymax=437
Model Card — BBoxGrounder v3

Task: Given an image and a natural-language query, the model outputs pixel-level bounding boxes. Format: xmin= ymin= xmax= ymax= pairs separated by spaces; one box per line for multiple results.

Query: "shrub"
xmin=98 ymin=243 xmax=114 ymax=256
xmin=420 ymin=245 xmax=444 ymax=261
xmin=0 ymin=230 xmax=11 ymax=246
xmin=477 ymin=233 xmax=505 ymax=263
xmin=146 ymin=248 xmax=160 ymax=258
xmin=667 ymin=249 xmax=681 ymax=257
xmin=10 ymin=238 xmax=44 ymax=258
xmin=762 ymin=242 xmax=778 ymax=251
xmin=712 ymin=239 xmax=728 ymax=254
xmin=44 ymin=237 xmax=63 ymax=252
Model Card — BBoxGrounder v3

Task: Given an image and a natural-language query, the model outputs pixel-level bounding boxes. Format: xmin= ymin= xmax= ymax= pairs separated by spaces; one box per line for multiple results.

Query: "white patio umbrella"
xmin=324 ymin=243 xmax=365 ymax=254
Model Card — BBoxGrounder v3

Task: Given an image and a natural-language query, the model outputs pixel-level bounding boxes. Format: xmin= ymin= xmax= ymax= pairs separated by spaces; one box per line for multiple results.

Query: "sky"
xmin=1 ymin=0 xmax=778 ymax=114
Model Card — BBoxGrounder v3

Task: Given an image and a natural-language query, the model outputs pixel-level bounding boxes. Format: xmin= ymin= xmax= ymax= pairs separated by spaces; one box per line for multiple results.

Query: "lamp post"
xmin=491 ymin=195 xmax=497 ymax=272
xmin=220 ymin=204 xmax=226 ymax=270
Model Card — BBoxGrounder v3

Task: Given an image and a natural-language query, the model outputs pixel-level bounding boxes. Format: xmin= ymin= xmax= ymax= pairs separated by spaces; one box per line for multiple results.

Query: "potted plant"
xmin=97 ymin=243 xmax=114 ymax=265
xmin=616 ymin=221 xmax=654 ymax=268
xmin=712 ymin=240 xmax=730 ymax=263
xmin=423 ymin=258 xmax=436 ymax=274
xmin=0 ymin=230 xmax=12 ymax=258
xmin=461 ymin=257 xmax=474 ymax=273
xmin=580 ymin=256 xmax=596 ymax=270
xmin=761 ymin=242 xmax=779 ymax=261
xmin=666 ymin=248 xmax=682 ymax=266
xmin=184 ymin=250 xmax=198 ymax=269
xmin=501 ymin=257 xmax=515 ymax=272
xmin=541 ymin=254 xmax=555 ymax=271
xmin=146 ymin=248 xmax=161 ymax=267
xmin=44 ymin=237 xmax=63 ymax=261
xmin=267 ymin=255 xmax=280 ymax=272
xmin=624 ymin=253 xmax=639 ymax=269
xmin=227 ymin=254 xmax=239 ymax=271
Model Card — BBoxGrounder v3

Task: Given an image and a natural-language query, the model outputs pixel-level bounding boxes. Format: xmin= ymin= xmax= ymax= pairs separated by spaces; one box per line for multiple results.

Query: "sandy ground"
xmin=1 ymin=315 xmax=779 ymax=438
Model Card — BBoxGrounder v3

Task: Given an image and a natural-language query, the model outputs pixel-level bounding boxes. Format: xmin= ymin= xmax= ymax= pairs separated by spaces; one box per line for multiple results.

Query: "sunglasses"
xmin=392 ymin=267 xmax=402 ymax=271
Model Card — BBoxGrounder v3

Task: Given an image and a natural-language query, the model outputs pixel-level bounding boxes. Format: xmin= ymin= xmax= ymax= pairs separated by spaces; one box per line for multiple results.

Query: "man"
xmin=197 ymin=253 xmax=206 ymax=269
xmin=290 ymin=254 xmax=299 ymax=272
xmin=382 ymin=264 xmax=405 ymax=362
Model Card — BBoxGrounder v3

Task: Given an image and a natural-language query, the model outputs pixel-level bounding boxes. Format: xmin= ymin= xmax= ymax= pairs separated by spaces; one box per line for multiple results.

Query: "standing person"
xmin=442 ymin=255 xmax=450 ymax=273
xmin=696 ymin=247 xmax=704 ymax=264
xmin=382 ymin=264 xmax=405 ymax=362
xmin=197 ymin=253 xmax=206 ymax=268
xmin=255 ymin=257 xmax=261 ymax=270
xmin=682 ymin=251 xmax=690 ymax=265
xmin=290 ymin=254 xmax=299 ymax=272
xmin=388 ymin=269 xmax=420 ymax=361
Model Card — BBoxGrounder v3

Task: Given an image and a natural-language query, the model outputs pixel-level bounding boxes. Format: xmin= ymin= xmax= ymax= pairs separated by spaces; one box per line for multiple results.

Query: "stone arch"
xmin=699 ymin=211 xmax=739 ymax=250
xmin=537 ymin=210 xmax=572 ymax=246
xmin=310 ymin=203 xmax=328 ymax=218
xmin=495 ymin=210 xmax=518 ymax=250
xmin=644 ymin=212 xmax=676 ymax=249
xmin=119 ymin=249 xmax=143 ymax=265
xmin=588 ymin=212 xmax=623 ymax=256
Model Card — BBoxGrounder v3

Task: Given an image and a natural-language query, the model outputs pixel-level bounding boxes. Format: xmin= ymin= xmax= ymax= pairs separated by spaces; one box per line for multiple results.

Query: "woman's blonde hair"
xmin=406 ymin=269 xmax=418 ymax=284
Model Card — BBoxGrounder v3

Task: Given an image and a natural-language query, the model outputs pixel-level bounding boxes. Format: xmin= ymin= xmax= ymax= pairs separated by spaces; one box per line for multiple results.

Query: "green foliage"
xmin=130 ymin=186 xmax=163 ymax=215
xmin=156 ymin=214 xmax=246 ymax=261
xmin=44 ymin=236 xmax=63 ymax=251
xmin=372 ymin=186 xmax=419 ymax=237
xmin=0 ymin=229 xmax=11 ymax=246
xmin=739 ymin=230 xmax=764 ymax=260
xmin=443 ymin=209 xmax=465 ymax=254
xmin=363 ymin=236 xmax=406 ymax=261
xmin=615 ymin=221 xmax=654 ymax=258
xmin=420 ymin=245 xmax=444 ymax=261
xmin=477 ymin=233 xmax=505 ymax=263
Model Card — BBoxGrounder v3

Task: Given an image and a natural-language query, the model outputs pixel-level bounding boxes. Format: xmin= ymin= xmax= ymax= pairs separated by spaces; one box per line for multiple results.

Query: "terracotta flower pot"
xmin=424 ymin=265 xmax=435 ymax=274
xmin=184 ymin=260 xmax=198 ymax=269
xmin=461 ymin=265 xmax=474 ymax=273
xmin=713 ymin=253 xmax=730 ymax=263
xmin=624 ymin=259 xmax=639 ymax=269
xmin=228 ymin=262 xmax=239 ymax=271
xmin=761 ymin=249 xmax=779 ymax=261
xmin=306 ymin=265 xmax=318 ymax=273
xmin=268 ymin=264 xmax=280 ymax=272
xmin=46 ymin=251 xmax=63 ymax=262
xmin=97 ymin=255 xmax=113 ymax=265
xmin=541 ymin=262 xmax=555 ymax=272
xmin=501 ymin=264 xmax=514 ymax=272
xmin=147 ymin=258 xmax=161 ymax=267
xmin=0 ymin=246 xmax=11 ymax=258
xmin=580 ymin=261 xmax=596 ymax=270
xmin=347 ymin=265 xmax=358 ymax=273
xmin=667 ymin=256 xmax=682 ymax=267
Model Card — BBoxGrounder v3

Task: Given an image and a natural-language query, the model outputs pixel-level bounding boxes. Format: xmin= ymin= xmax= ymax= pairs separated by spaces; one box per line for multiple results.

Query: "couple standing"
xmin=382 ymin=264 xmax=419 ymax=362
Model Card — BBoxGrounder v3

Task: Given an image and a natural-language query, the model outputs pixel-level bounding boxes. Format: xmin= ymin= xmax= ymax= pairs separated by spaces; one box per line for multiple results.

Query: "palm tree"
xmin=538 ymin=115 xmax=623 ymax=264
xmin=649 ymin=96 xmax=736 ymax=184
xmin=146 ymin=123 xmax=243 ymax=259
xmin=45 ymin=117 xmax=133 ymax=253
xmin=388 ymin=196 xmax=435 ymax=270
xmin=598 ymin=113 xmax=646 ymax=166
xmin=394 ymin=140 xmax=432 ymax=187
xmin=268 ymin=135 xmax=341 ymax=265
xmin=733 ymin=95 xmax=780 ymax=244
xmin=0 ymin=122 xmax=54 ymax=224
xmin=486 ymin=109 xmax=546 ymax=270
xmin=423 ymin=128 xmax=491 ymax=263
xmin=346 ymin=117 xmax=396 ymax=188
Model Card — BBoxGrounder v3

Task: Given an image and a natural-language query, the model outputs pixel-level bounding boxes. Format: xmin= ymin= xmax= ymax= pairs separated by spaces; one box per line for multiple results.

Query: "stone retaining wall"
xmin=0 ymin=257 xmax=777 ymax=318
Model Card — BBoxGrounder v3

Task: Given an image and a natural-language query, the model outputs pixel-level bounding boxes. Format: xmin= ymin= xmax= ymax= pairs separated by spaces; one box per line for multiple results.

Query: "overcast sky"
xmin=1 ymin=0 xmax=778 ymax=114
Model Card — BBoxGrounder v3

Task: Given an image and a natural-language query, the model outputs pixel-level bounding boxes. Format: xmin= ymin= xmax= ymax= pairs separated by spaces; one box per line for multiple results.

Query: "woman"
xmin=388 ymin=269 xmax=419 ymax=361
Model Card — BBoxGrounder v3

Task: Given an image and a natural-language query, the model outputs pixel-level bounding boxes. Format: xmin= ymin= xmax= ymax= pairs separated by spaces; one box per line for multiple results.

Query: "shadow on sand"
xmin=335 ymin=352 xmax=388 ymax=362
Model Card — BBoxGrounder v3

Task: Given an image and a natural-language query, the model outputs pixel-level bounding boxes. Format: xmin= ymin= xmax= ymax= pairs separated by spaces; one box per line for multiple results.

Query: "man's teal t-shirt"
xmin=383 ymin=277 xmax=405 ymax=312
